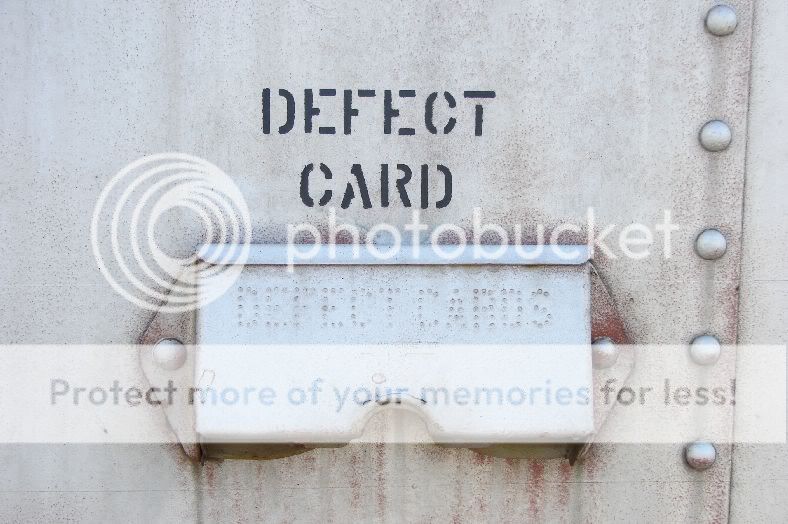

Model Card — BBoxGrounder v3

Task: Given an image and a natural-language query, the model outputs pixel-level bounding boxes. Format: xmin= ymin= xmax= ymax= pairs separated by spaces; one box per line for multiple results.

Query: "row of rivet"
xmin=688 ymin=4 xmax=737 ymax=472
xmin=593 ymin=5 xmax=738 ymax=471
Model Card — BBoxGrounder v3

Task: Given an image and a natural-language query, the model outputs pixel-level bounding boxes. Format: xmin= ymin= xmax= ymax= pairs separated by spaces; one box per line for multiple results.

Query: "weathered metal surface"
xmin=193 ymin=244 xmax=595 ymax=451
xmin=139 ymin=251 xmax=637 ymax=462
xmin=149 ymin=251 xmax=596 ymax=451
xmin=571 ymin=263 xmax=636 ymax=464
xmin=138 ymin=280 xmax=200 ymax=461
xmin=195 ymin=251 xmax=593 ymax=445
xmin=730 ymin=0 xmax=788 ymax=520
xmin=0 ymin=0 xmax=756 ymax=522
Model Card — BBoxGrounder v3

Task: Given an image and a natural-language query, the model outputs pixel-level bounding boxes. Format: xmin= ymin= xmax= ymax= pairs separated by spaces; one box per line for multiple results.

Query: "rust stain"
xmin=471 ymin=449 xmax=494 ymax=466
xmin=527 ymin=460 xmax=545 ymax=519
xmin=590 ymin=265 xmax=632 ymax=344
xmin=373 ymin=443 xmax=387 ymax=518
xmin=349 ymin=449 xmax=362 ymax=510
xmin=557 ymin=461 xmax=572 ymax=508
xmin=707 ymin=466 xmax=729 ymax=524
xmin=301 ymin=451 xmax=316 ymax=473
xmin=500 ymin=454 xmax=519 ymax=521
xmin=475 ymin=494 xmax=487 ymax=514
xmin=581 ymin=447 xmax=600 ymax=480
xmin=721 ymin=281 xmax=740 ymax=343
xmin=202 ymin=460 xmax=217 ymax=488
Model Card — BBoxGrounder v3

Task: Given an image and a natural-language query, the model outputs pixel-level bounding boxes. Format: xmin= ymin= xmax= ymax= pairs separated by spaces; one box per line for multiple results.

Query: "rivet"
xmin=592 ymin=337 xmax=619 ymax=369
xmin=153 ymin=338 xmax=186 ymax=370
xmin=684 ymin=441 xmax=717 ymax=470
xmin=689 ymin=335 xmax=722 ymax=365
xmin=699 ymin=120 xmax=732 ymax=151
xmin=705 ymin=5 xmax=738 ymax=36
xmin=695 ymin=229 xmax=727 ymax=260
xmin=372 ymin=372 xmax=386 ymax=384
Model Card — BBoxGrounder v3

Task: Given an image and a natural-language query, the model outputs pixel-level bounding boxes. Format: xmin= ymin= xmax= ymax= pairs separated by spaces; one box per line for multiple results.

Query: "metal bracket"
xmin=139 ymin=253 xmax=634 ymax=463
xmin=138 ymin=278 xmax=200 ymax=462
xmin=569 ymin=262 xmax=635 ymax=463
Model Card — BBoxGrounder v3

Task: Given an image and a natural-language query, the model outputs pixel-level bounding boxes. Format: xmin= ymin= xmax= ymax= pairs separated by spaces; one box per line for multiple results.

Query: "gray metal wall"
xmin=0 ymin=0 xmax=784 ymax=522
xmin=731 ymin=0 xmax=788 ymax=520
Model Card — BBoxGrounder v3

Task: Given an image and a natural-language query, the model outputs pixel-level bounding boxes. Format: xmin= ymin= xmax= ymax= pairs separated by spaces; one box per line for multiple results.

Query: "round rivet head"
xmin=690 ymin=335 xmax=722 ymax=365
xmin=685 ymin=442 xmax=717 ymax=470
xmin=695 ymin=229 xmax=727 ymax=260
xmin=705 ymin=5 xmax=738 ymax=36
xmin=153 ymin=338 xmax=186 ymax=370
xmin=592 ymin=337 xmax=619 ymax=369
xmin=699 ymin=120 xmax=732 ymax=151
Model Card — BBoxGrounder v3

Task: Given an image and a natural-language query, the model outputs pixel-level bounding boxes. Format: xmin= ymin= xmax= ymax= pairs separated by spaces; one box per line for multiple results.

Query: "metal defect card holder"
xmin=139 ymin=244 xmax=633 ymax=463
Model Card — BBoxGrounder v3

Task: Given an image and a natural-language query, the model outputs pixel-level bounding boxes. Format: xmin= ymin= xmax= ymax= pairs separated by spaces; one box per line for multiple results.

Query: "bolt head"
xmin=699 ymin=120 xmax=732 ymax=151
xmin=706 ymin=5 xmax=738 ymax=36
xmin=695 ymin=229 xmax=727 ymax=260
xmin=685 ymin=442 xmax=717 ymax=470
xmin=690 ymin=335 xmax=722 ymax=365
xmin=592 ymin=337 xmax=619 ymax=369
xmin=153 ymin=338 xmax=186 ymax=370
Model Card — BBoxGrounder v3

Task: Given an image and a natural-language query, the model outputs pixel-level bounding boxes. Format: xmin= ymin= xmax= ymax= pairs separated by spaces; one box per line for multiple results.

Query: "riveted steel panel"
xmin=0 ymin=1 xmax=756 ymax=523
